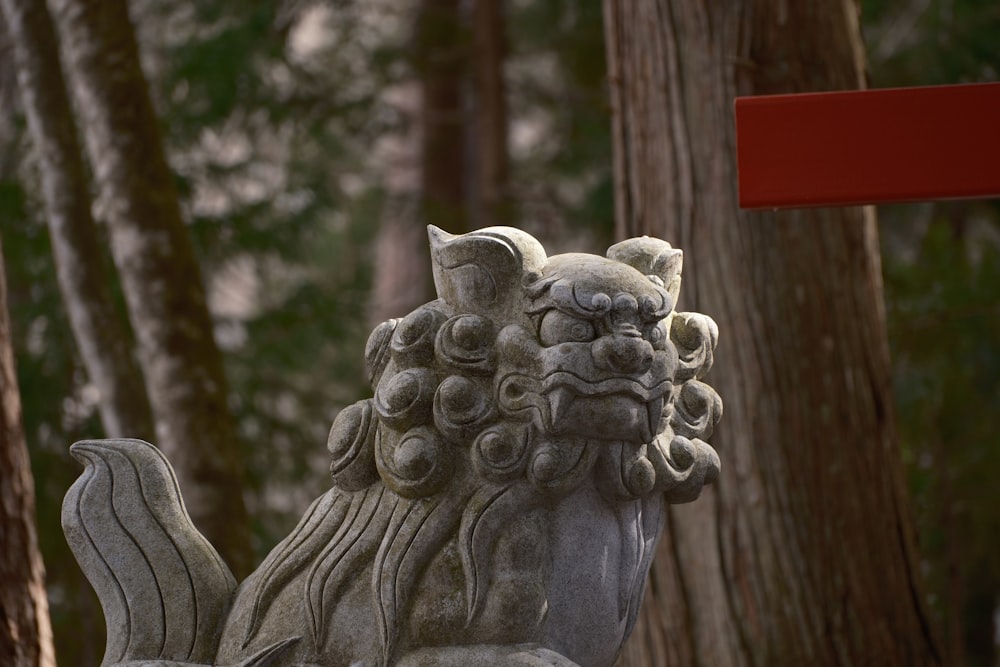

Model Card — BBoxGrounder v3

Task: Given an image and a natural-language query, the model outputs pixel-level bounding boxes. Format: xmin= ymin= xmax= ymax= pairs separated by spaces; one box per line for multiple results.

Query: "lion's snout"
xmin=591 ymin=332 xmax=654 ymax=375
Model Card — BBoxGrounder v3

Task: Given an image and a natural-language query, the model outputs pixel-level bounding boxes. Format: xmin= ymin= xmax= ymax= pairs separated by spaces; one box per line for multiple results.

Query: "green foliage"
xmin=508 ymin=0 xmax=614 ymax=246
xmin=6 ymin=0 xmax=991 ymax=664
xmin=11 ymin=0 xmax=996 ymax=664
xmin=0 ymin=143 xmax=109 ymax=664
xmin=864 ymin=0 xmax=1000 ymax=85
xmin=884 ymin=214 xmax=1000 ymax=665
xmin=3 ymin=1 xmax=402 ymax=662
xmin=864 ymin=0 xmax=1000 ymax=661
xmin=2 ymin=1 xmax=612 ymax=663
xmin=141 ymin=0 xmax=399 ymax=549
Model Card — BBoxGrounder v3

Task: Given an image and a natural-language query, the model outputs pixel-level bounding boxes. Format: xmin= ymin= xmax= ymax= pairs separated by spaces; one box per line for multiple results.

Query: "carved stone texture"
xmin=63 ymin=226 xmax=722 ymax=667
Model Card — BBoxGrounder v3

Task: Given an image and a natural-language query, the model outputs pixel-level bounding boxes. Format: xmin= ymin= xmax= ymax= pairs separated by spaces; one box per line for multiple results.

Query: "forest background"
xmin=0 ymin=0 xmax=997 ymax=665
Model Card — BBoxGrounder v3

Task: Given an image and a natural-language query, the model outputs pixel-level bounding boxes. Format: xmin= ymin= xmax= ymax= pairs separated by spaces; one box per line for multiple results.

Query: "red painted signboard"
xmin=735 ymin=82 xmax=1000 ymax=209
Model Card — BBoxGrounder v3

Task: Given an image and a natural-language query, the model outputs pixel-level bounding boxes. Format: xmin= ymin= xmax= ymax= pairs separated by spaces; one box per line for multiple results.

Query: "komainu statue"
xmin=63 ymin=226 xmax=722 ymax=667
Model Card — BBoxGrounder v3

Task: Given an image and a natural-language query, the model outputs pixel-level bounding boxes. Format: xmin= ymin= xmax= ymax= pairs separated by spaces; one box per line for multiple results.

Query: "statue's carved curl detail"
xmin=63 ymin=226 xmax=722 ymax=667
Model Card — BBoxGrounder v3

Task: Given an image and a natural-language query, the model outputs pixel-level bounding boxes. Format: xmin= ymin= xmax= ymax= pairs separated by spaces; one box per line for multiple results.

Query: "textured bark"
xmin=0 ymin=235 xmax=56 ymax=667
xmin=472 ymin=0 xmax=510 ymax=228
xmin=1 ymin=0 xmax=154 ymax=440
xmin=50 ymin=0 xmax=252 ymax=578
xmin=605 ymin=1 xmax=942 ymax=665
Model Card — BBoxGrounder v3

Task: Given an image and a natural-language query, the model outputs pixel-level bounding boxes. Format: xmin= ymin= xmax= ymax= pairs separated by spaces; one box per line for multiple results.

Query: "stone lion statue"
xmin=63 ymin=226 xmax=721 ymax=667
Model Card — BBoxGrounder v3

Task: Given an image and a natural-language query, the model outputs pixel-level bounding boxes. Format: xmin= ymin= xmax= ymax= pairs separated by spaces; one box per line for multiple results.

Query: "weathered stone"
xmin=63 ymin=226 xmax=722 ymax=667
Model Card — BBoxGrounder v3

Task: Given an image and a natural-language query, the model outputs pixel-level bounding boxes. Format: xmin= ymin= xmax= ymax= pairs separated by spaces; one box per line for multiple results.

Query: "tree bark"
xmin=0 ymin=234 xmax=56 ymax=667
xmin=605 ymin=1 xmax=942 ymax=665
xmin=49 ymin=0 xmax=253 ymax=578
xmin=1 ymin=0 xmax=154 ymax=441
xmin=472 ymin=0 xmax=510 ymax=228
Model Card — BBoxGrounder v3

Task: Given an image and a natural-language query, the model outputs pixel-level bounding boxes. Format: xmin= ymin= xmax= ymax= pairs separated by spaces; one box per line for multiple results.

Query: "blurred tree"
xmin=0 ymin=118 xmax=107 ymax=667
xmin=49 ymin=0 xmax=253 ymax=577
xmin=472 ymin=0 xmax=510 ymax=229
xmin=506 ymin=0 xmax=614 ymax=250
xmin=3 ymin=0 xmax=394 ymax=663
xmin=371 ymin=0 xmax=468 ymax=324
xmin=146 ymin=0 xmax=389 ymax=534
xmin=369 ymin=0 xmax=613 ymax=328
xmin=10 ymin=0 xmax=395 ymax=656
xmin=0 ymin=233 xmax=55 ymax=667
xmin=885 ymin=219 xmax=1000 ymax=667
xmin=0 ymin=7 xmax=109 ymax=662
xmin=0 ymin=0 xmax=154 ymax=441
xmin=864 ymin=0 xmax=999 ymax=86
xmin=0 ymin=1 xmax=609 ymax=663
xmin=863 ymin=2 xmax=1000 ymax=664
xmin=605 ymin=1 xmax=940 ymax=665
xmin=417 ymin=0 xmax=467 ymax=235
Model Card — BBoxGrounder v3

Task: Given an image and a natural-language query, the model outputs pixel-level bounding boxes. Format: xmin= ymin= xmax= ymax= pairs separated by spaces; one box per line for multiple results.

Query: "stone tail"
xmin=62 ymin=438 xmax=238 ymax=665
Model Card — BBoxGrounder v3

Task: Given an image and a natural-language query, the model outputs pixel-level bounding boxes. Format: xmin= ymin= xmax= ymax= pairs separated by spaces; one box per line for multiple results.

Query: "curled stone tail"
xmin=62 ymin=439 xmax=237 ymax=665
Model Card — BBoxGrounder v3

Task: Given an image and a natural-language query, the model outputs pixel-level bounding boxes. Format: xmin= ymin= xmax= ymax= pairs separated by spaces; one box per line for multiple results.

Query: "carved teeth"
xmin=546 ymin=387 xmax=574 ymax=434
xmin=647 ymin=397 xmax=664 ymax=442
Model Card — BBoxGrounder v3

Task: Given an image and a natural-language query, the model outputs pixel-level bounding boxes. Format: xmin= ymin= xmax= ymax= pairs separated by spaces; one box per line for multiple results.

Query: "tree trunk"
xmin=49 ymin=0 xmax=253 ymax=578
xmin=0 ymin=234 xmax=56 ymax=667
xmin=416 ymin=0 xmax=467 ymax=234
xmin=472 ymin=0 xmax=510 ymax=228
xmin=605 ymin=1 xmax=942 ymax=665
xmin=371 ymin=0 xmax=468 ymax=324
xmin=1 ymin=0 xmax=154 ymax=440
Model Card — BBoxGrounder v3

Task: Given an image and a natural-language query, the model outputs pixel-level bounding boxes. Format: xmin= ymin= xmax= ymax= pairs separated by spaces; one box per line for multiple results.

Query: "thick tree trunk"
xmin=605 ymin=2 xmax=941 ymax=665
xmin=0 ymin=235 xmax=56 ymax=667
xmin=1 ymin=0 xmax=154 ymax=440
xmin=50 ymin=0 xmax=252 ymax=577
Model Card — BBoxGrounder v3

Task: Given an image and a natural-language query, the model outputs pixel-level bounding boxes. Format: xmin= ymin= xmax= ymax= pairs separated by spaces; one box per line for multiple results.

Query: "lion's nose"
xmin=592 ymin=333 xmax=654 ymax=374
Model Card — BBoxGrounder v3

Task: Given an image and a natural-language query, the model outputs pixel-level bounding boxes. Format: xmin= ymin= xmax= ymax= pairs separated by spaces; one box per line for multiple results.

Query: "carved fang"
xmin=546 ymin=386 xmax=574 ymax=434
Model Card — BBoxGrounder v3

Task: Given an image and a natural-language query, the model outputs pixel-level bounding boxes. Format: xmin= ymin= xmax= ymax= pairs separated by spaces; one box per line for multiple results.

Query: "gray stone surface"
xmin=63 ymin=226 xmax=722 ymax=667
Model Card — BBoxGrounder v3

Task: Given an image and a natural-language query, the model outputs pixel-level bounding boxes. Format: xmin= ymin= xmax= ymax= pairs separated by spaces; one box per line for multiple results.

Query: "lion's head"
xmin=327 ymin=226 xmax=720 ymax=504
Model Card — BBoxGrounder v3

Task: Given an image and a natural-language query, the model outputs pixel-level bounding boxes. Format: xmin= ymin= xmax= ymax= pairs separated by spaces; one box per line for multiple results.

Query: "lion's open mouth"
xmin=545 ymin=386 xmax=664 ymax=443
xmin=498 ymin=371 xmax=670 ymax=444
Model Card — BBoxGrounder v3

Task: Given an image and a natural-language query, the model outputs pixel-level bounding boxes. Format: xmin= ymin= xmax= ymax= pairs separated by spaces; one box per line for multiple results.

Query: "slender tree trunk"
xmin=605 ymin=1 xmax=941 ymax=665
xmin=1 ymin=0 xmax=154 ymax=440
xmin=472 ymin=0 xmax=510 ymax=228
xmin=417 ymin=0 xmax=466 ymax=234
xmin=49 ymin=0 xmax=253 ymax=577
xmin=0 ymin=235 xmax=56 ymax=667
xmin=371 ymin=0 xmax=467 ymax=324
xmin=370 ymin=205 xmax=430 ymax=325
xmin=371 ymin=80 xmax=425 ymax=325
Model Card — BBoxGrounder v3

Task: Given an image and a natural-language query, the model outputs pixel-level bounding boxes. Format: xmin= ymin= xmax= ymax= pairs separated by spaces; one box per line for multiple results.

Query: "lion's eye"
xmin=645 ymin=321 xmax=668 ymax=350
xmin=539 ymin=310 xmax=597 ymax=346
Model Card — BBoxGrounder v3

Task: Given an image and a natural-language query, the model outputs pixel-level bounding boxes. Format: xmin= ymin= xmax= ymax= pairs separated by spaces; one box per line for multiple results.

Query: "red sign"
xmin=735 ymin=82 xmax=1000 ymax=209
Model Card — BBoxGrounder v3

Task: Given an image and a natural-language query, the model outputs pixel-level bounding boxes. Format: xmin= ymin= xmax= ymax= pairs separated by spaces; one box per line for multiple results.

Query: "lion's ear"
xmin=607 ymin=236 xmax=683 ymax=302
xmin=428 ymin=226 xmax=547 ymax=316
